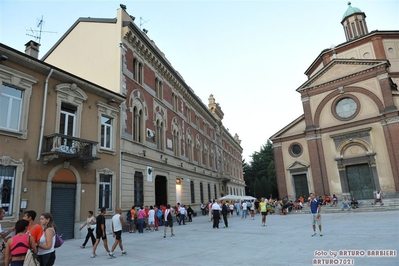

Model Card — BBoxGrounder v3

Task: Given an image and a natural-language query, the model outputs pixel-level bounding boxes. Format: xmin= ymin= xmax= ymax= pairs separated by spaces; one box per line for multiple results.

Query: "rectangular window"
xmin=101 ymin=115 xmax=112 ymax=149
xmin=172 ymin=94 xmax=178 ymax=112
xmin=98 ymin=174 xmax=112 ymax=210
xmin=195 ymin=114 xmax=199 ymax=128
xmin=59 ymin=103 xmax=76 ymax=136
xmin=351 ymin=22 xmax=357 ymax=37
xmin=186 ymin=107 xmax=191 ymax=123
xmin=214 ymin=184 xmax=217 ymax=200
xmin=200 ymin=182 xmax=204 ymax=204
xmin=359 ymin=21 xmax=365 ymax=35
xmin=0 ymin=166 xmax=16 ymax=216
xmin=190 ymin=180 xmax=195 ymax=203
xmin=0 ymin=84 xmax=23 ymax=131
xmin=134 ymin=172 xmax=144 ymax=207
xmin=207 ymin=183 xmax=211 ymax=201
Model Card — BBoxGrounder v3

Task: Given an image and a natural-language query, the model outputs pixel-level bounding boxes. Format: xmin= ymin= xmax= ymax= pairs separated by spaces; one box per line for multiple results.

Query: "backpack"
xmin=126 ymin=211 xmax=131 ymax=221
xmin=157 ymin=209 xmax=162 ymax=219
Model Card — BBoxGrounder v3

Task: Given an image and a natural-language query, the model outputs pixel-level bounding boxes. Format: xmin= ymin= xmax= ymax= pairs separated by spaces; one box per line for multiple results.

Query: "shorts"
xmin=96 ymin=230 xmax=107 ymax=240
xmin=148 ymin=219 xmax=155 ymax=225
xmin=114 ymin=230 xmax=122 ymax=240
xmin=261 ymin=212 xmax=267 ymax=216
xmin=164 ymin=220 xmax=173 ymax=227
xmin=311 ymin=213 xmax=322 ymax=226
xmin=375 ymin=198 xmax=382 ymax=202
xmin=129 ymin=220 xmax=135 ymax=227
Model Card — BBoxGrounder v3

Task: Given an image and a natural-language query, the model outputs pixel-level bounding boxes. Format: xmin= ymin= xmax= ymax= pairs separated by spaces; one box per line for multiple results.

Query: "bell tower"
xmin=341 ymin=2 xmax=369 ymax=41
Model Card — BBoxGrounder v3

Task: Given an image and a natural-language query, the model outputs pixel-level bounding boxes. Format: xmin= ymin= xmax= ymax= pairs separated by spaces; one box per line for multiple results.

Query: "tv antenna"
xmin=26 ymin=15 xmax=57 ymax=44
xmin=140 ymin=17 xmax=149 ymax=30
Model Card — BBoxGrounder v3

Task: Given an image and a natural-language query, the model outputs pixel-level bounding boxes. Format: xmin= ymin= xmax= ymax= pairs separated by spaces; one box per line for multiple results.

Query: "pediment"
xmin=287 ymin=161 xmax=309 ymax=170
xmin=297 ymin=59 xmax=389 ymax=92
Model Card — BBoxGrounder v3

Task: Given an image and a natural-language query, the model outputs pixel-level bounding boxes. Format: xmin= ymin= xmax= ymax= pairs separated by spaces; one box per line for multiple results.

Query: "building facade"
xmin=270 ymin=3 xmax=399 ymax=200
xmin=0 ymin=42 xmax=124 ymax=239
xmin=43 ymin=6 xmax=245 ymax=212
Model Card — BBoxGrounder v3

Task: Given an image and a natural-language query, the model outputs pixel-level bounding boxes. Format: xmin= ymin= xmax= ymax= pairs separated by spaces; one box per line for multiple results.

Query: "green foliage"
xmin=243 ymin=140 xmax=279 ymax=198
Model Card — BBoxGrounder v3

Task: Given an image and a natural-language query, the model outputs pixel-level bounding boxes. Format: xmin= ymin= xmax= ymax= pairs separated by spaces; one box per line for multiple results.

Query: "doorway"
xmin=293 ymin=174 xmax=309 ymax=199
xmin=346 ymin=164 xmax=374 ymax=200
xmin=51 ymin=183 xmax=76 ymax=240
xmin=155 ymin=176 xmax=167 ymax=206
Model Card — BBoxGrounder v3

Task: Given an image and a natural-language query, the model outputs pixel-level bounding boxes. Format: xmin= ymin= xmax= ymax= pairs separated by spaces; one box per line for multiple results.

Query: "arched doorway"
xmin=155 ymin=176 xmax=167 ymax=206
xmin=50 ymin=168 xmax=76 ymax=240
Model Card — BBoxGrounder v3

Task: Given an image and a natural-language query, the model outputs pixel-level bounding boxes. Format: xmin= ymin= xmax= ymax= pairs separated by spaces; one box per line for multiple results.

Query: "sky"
xmin=1 ymin=0 xmax=398 ymax=163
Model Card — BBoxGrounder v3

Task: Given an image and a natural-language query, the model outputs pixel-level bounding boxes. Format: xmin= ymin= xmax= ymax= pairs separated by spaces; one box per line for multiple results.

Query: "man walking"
xmin=80 ymin=211 xmax=96 ymax=248
xmin=163 ymin=204 xmax=175 ymax=238
xmin=92 ymin=207 xmax=113 ymax=258
xmin=109 ymin=208 xmax=127 ymax=257
xmin=308 ymin=193 xmax=322 ymax=237
xmin=212 ymin=200 xmax=222 ymax=229
xmin=221 ymin=200 xmax=229 ymax=228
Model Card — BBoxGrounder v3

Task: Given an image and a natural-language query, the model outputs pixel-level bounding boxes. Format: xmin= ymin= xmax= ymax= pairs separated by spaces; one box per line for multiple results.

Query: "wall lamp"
xmin=164 ymin=157 xmax=168 ymax=164
xmin=180 ymin=162 xmax=183 ymax=167
xmin=139 ymin=149 xmax=146 ymax=157
xmin=160 ymin=154 xmax=163 ymax=160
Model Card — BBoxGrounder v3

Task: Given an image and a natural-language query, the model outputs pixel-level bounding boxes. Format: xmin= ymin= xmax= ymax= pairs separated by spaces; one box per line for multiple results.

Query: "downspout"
xmin=36 ymin=68 xmax=54 ymax=160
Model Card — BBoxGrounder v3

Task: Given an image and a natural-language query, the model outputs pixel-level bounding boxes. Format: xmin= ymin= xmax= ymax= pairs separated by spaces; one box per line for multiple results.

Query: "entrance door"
xmin=293 ymin=174 xmax=309 ymax=199
xmin=346 ymin=164 xmax=374 ymax=200
xmin=134 ymin=172 xmax=143 ymax=207
xmin=155 ymin=176 xmax=167 ymax=206
xmin=51 ymin=183 xmax=76 ymax=240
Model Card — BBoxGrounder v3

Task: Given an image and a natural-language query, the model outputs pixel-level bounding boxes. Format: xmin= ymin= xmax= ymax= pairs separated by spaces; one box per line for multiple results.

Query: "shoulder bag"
xmin=23 ymin=236 xmax=39 ymax=266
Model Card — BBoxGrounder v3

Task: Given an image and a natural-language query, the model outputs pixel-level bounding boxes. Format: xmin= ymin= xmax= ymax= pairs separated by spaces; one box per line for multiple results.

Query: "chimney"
xmin=24 ymin=40 xmax=40 ymax=59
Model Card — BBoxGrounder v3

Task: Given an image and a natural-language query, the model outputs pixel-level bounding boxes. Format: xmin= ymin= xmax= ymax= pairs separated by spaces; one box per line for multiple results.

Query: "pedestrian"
xmin=211 ymin=200 xmax=222 ymax=229
xmin=37 ymin=212 xmax=57 ymax=265
xmin=250 ymin=200 xmax=255 ymax=220
xmin=79 ymin=211 xmax=96 ymax=248
xmin=5 ymin=219 xmax=37 ymax=266
xmin=109 ymin=208 xmax=126 ymax=257
xmin=208 ymin=201 xmax=213 ymax=222
xmin=0 ymin=208 xmax=14 ymax=266
xmin=128 ymin=206 xmax=136 ymax=233
xmin=163 ymin=204 xmax=175 ymax=238
xmin=241 ymin=200 xmax=248 ymax=218
xmin=235 ymin=201 xmax=240 ymax=216
xmin=259 ymin=197 xmax=268 ymax=226
xmin=229 ymin=203 xmax=234 ymax=217
xmin=341 ymin=197 xmax=351 ymax=211
xmin=178 ymin=205 xmax=186 ymax=225
xmin=187 ymin=205 xmax=194 ymax=222
xmin=308 ymin=193 xmax=322 ymax=237
xmin=137 ymin=206 xmax=145 ymax=233
xmin=23 ymin=210 xmax=43 ymax=244
xmin=373 ymin=190 xmax=384 ymax=206
xmin=91 ymin=207 xmax=113 ymax=259
xmin=221 ymin=200 xmax=229 ymax=228
xmin=147 ymin=206 xmax=155 ymax=231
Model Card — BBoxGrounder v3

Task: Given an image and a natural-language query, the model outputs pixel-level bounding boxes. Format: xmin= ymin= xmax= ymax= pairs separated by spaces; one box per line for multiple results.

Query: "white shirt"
xmin=38 ymin=228 xmax=55 ymax=255
xmin=229 ymin=204 xmax=234 ymax=210
xmin=242 ymin=202 xmax=247 ymax=210
xmin=148 ymin=209 xmax=155 ymax=221
xmin=179 ymin=207 xmax=186 ymax=215
xmin=87 ymin=216 xmax=96 ymax=229
xmin=212 ymin=203 xmax=221 ymax=211
xmin=112 ymin=213 xmax=122 ymax=232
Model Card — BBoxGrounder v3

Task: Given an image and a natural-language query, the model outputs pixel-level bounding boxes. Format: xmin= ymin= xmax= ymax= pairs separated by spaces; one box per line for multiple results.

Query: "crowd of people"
xmin=0 ymin=208 xmax=58 ymax=266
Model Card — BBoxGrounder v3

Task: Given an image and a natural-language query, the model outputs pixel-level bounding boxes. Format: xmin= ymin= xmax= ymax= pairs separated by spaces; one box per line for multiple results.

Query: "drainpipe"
xmin=36 ymin=68 xmax=54 ymax=161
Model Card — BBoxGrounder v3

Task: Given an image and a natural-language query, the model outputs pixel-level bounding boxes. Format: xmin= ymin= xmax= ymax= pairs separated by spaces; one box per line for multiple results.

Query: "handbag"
xmin=54 ymin=233 xmax=64 ymax=248
xmin=24 ymin=236 xmax=39 ymax=266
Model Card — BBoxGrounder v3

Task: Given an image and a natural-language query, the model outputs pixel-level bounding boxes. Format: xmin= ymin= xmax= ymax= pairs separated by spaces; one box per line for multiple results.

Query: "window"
xmin=187 ymin=138 xmax=193 ymax=162
xmin=0 ymin=84 xmax=22 ymax=132
xmin=133 ymin=59 xmax=144 ymax=85
xmin=60 ymin=103 xmax=76 ymax=136
xmin=207 ymin=183 xmax=211 ymax=201
xmin=101 ymin=116 xmax=112 ymax=149
xmin=156 ymin=119 xmax=164 ymax=151
xmin=133 ymin=106 xmax=143 ymax=143
xmin=195 ymin=114 xmax=199 ymax=128
xmin=97 ymin=101 xmax=119 ymax=153
xmin=96 ymin=168 xmax=116 ymax=212
xmin=155 ymin=78 xmax=163 ymax=100
xmin=203 ymin=123 xmax=208 ymax=135
xmin=172 ymin=93 xmax=178 ymax=112
xmin=134 ymin=172 xmax=144 ymax=207
xmin=186 ymin=107 xmax=191 ymax=123
xmin=99 ymin=174 xmax=112 ymax=210
xmin=359 ymin=21 xmax=365 ymax=35
xmin=0 ymin=165 xmax=16 ymax=216
xmin=0 ymin=66 xmax=36 ymax=139
xmin=214 ymin=184 xmax=217 ymax=200
xmin=351 ymin=22 xmax=357 ymax=38
xmin=334 ymin=97 xmax=359 ymax=120
xmin=173 ymin=130 xmax=180 ymax=156
xmin=190 ymin=181 xmax=195 ymax=203
xmin=200 ymin=182 xmax=204 ymax=204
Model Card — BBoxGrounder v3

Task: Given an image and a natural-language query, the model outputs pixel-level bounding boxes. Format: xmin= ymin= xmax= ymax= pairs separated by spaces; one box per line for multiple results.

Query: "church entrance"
xmin=346 ymin=164 xmax=374 ymax=200
xmin=155 ymin=176 xmax=167 ymax=206
xmin=293 ymin=174 xmax=309 ymax=199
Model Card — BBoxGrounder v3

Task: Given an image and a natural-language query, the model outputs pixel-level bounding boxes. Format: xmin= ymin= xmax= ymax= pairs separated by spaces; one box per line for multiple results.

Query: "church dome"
xmin=342 ymin=2 xmax=362 ymax=20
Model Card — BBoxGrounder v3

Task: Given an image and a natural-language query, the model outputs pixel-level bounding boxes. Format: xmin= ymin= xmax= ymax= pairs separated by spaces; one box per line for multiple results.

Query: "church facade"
xmin=270 ymin=3 xmax=399 ymax=200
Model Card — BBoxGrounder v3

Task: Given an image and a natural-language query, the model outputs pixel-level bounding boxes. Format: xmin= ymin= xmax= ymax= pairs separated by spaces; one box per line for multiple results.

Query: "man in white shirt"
xmin=109 ymin=208 xmax=126 ymax=257
xmin=211 ymin=200 xmax=222 ymax=229
xmin=147 ymin=206 xmax=155 ymax=231
xmin=241 ymin=201 xmax=248 ymax=218
xmin=178 ymin=205 xmax=186 ymax=225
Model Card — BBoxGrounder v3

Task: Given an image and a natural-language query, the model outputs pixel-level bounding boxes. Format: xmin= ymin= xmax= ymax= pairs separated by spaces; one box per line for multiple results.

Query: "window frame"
xmin=97 ymin=101 xmax=119 ymax=154
xmin=96 ymin=168 xmax=116 ymax=213
xmin=190 ymin=180 xmax=195 ymax=204
xmin=0 ymin=65 xmax=37 ymax=139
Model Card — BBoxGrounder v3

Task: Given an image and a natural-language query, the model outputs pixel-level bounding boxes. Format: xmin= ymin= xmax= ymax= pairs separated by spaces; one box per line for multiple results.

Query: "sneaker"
xmin=163 ymin=235 xmax=166 ymax=238
xmin=80 ymin=245 xmax=85 ymax=248
xmin=171 ymin=234 xmax=175 ymax=237
xmin=91 ymin=254 xmax=97 ymax=258
xmin=107 ymin=253 xmax=115 ymax=259
xmin=320 ymin=232 xmax=323 ymax=236
xmin=122 ymin=251 xmax=127 ymax=255
xmin=311 ymin=232 xmax=316 ymax=237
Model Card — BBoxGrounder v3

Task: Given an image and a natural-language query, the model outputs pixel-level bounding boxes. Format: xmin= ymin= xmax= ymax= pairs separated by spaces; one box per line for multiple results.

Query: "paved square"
xmin=55 ymin=211 xmax=398 ymax=265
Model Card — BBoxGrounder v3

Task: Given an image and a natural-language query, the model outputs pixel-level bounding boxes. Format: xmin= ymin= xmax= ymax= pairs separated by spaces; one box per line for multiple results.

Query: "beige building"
xmin=0 ymin=42 xmax=124 ymax=239
xmin=42 ymin=5 xmax=245 ymax=212
xmin=270 ymin=3 xmax=399 ymax=200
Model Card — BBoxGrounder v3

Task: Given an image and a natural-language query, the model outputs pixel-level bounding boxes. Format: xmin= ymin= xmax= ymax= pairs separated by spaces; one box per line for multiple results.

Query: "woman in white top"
xmin=37 ymin=212 xmax=56 ymax=266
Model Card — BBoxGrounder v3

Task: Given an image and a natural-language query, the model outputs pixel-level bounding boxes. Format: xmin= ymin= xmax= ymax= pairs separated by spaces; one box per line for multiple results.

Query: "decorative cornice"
xmin=381 ymin=116 xmax=399 ymax=126
xmin=306 ymin=134 xmax=321 ymax=140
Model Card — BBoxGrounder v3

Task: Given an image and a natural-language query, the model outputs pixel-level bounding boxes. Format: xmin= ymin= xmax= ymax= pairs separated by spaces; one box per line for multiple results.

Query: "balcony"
xmin=42 ymin=133 xmax=100 ymax=167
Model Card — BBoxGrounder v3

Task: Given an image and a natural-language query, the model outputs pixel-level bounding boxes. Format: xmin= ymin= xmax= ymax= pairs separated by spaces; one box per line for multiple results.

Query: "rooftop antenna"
xmin=26 ymin=15 xmax=57 ymax=44
xmin=140 ymin=17 xmax=149 ymax=30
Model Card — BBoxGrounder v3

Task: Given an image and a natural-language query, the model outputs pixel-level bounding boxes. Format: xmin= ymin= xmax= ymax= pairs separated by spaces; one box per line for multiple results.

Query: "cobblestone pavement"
xmin=54 ymin=210 xmax=399 ymax=266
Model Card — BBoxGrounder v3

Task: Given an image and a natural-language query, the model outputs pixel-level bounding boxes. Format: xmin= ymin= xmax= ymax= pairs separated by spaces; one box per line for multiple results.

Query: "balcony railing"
xmin=42 ymin=133 xmax=100 ymax=167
